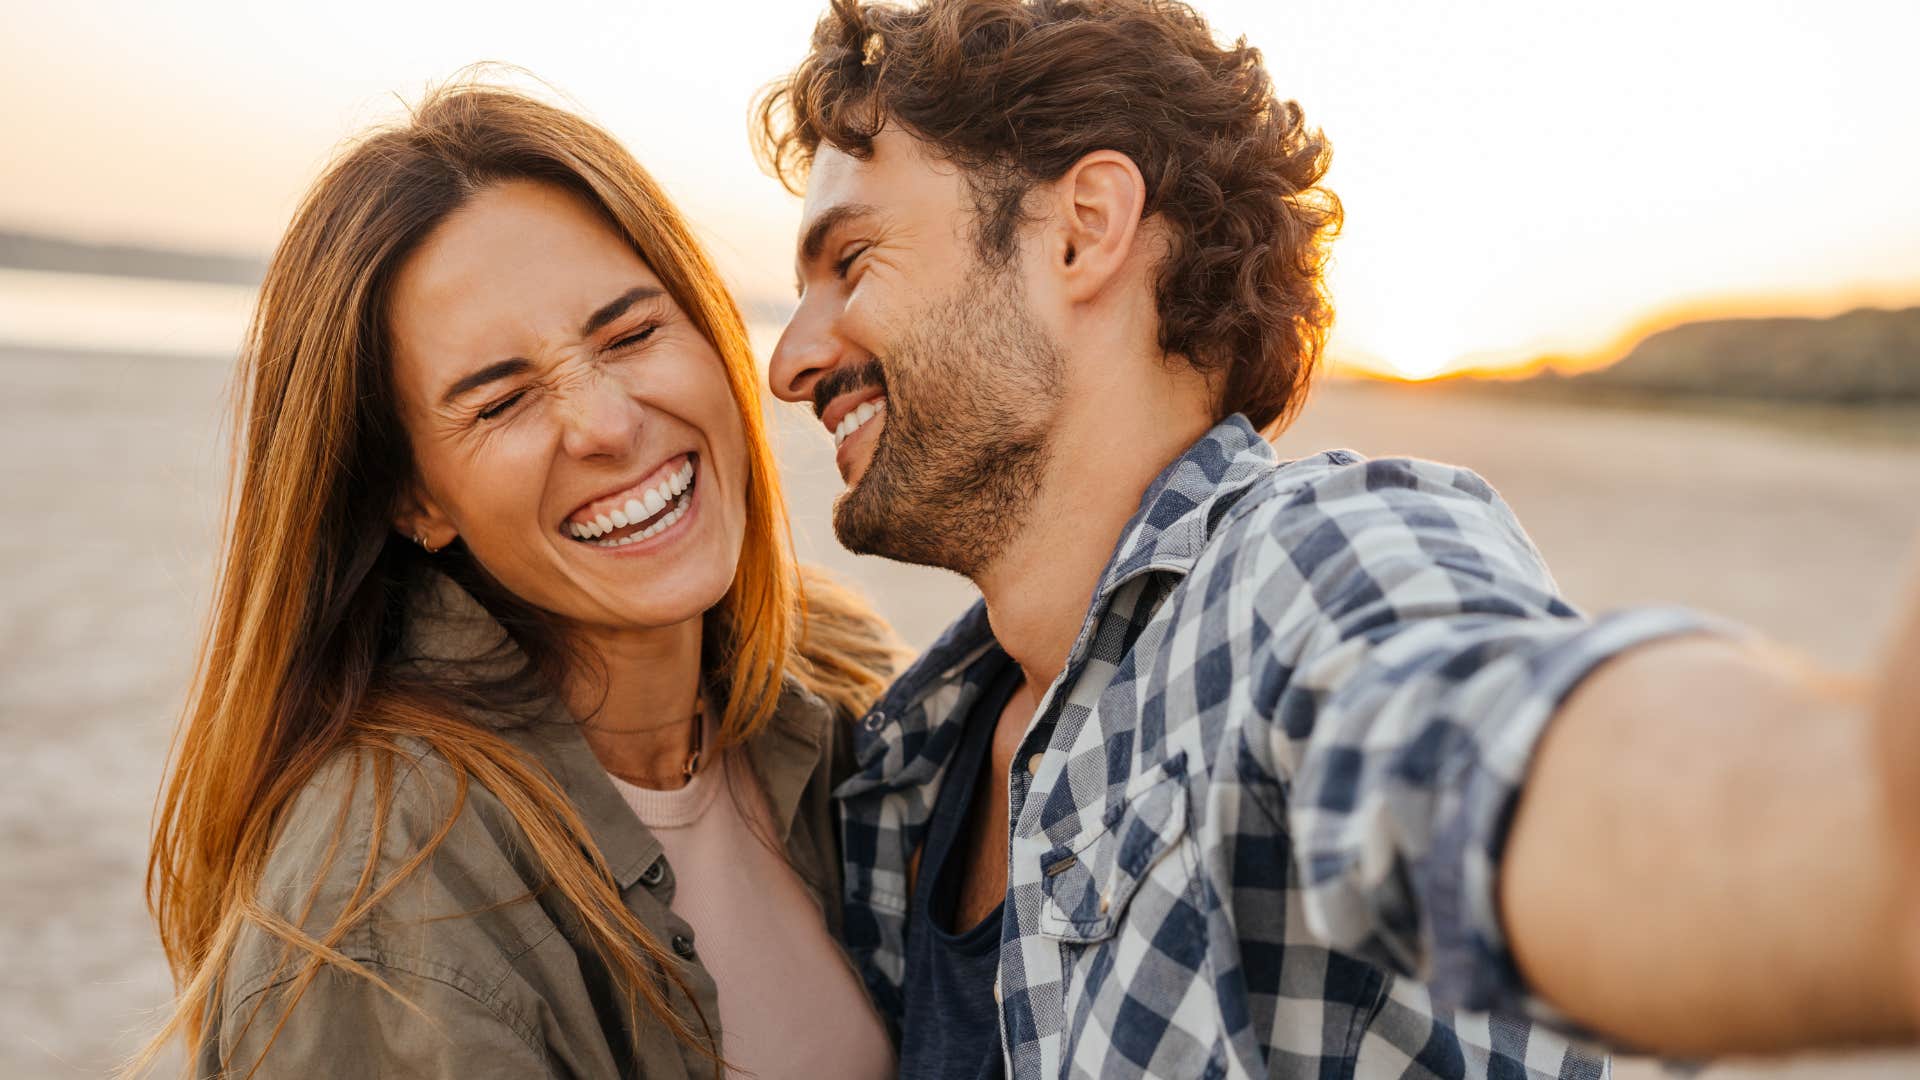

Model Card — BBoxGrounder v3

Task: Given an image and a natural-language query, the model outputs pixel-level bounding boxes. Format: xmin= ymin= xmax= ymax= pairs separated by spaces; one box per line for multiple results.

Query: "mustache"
xmin=811 ymin=359 xmax=888 ymax=422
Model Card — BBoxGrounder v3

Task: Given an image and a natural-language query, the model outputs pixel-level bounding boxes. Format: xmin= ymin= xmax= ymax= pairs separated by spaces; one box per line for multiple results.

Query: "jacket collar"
xmin=846 ymin=414 xmax=1279 ymax=782
xmin=398 ymin=572 xmax=833 ymax=886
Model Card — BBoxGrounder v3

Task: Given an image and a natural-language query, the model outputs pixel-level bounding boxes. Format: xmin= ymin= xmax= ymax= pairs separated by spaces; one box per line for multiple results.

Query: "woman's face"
xmin=387 ymin=179 xmax=750 ymax=634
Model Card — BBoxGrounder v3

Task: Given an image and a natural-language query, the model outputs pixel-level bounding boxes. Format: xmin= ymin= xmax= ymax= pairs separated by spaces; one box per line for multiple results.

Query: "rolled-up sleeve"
xmin=1242 ymin=456 xmax=1711 ymax=1022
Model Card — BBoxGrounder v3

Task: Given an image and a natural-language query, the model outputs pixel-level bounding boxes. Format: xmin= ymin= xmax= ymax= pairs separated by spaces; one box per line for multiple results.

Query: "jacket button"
xmin=672 ymin=933 xmax=696 ymax=959
xmin=640 ymin=857 xmax=667 ymax=887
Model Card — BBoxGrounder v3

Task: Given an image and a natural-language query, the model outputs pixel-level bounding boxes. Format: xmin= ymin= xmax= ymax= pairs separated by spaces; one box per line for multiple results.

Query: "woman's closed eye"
xmin=607 ymin=323 xmax=659 ymax=353
xmin=476 ymin=389 xmax=527 ymax=421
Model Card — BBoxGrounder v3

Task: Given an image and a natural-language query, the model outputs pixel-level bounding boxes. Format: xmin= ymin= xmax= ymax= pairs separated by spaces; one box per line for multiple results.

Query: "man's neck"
xmin=564 ymin=616 xmax=706 ymax=788
xmin=974 ymin=365 xmax=1216 ymax=696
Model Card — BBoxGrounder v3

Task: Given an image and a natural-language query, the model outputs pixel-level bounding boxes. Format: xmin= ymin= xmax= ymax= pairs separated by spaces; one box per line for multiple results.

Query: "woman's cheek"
xmin=463 ymin=425 xmax=554 ymax=545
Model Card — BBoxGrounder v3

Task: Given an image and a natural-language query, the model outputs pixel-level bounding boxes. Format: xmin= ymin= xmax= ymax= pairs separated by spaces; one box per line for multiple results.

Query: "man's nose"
xmin=768 ymin=296 xmax=845 ymax=408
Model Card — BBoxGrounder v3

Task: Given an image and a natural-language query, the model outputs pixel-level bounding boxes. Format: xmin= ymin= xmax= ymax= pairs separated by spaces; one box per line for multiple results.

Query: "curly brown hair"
xmin=755 ymin=0 xmax=1343 ymax=432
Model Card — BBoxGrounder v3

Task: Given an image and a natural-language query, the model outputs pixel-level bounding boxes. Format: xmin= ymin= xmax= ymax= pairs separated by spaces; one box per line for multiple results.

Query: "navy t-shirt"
xmin=897 ymin=657 xmax=1020 ymax=1080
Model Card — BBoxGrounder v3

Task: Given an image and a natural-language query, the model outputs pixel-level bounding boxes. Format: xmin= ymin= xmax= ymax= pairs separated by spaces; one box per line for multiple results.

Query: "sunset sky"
xmin=3 ymin=0 xmax=1918 ymax=378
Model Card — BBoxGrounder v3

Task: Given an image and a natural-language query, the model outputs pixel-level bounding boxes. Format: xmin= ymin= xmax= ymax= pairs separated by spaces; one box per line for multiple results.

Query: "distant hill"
xmin=0 ymin=229 xmax=267 ymax=285
xmin=1512 ymin=306 xmax=1920 ymax=403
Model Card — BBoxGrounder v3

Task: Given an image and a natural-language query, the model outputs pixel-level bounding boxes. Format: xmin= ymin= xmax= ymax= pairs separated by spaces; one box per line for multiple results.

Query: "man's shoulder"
xmin=1243 ymin=448 xmax=1507 ymax=517
xmin=1212 ymin=449 xmax=1533 ymax=564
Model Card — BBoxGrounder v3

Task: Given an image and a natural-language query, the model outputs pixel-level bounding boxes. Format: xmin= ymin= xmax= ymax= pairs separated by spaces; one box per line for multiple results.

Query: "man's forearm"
xmin=1501 ymin=635 xmax=1912 ymax=1055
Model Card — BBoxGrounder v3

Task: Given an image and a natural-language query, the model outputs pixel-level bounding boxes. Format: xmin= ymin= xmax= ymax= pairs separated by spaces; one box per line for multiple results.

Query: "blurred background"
xmin=2 ymin=1 xmax=1917 ymax=1076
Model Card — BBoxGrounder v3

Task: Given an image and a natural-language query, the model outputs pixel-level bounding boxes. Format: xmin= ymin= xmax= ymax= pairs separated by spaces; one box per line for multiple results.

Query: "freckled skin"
xmin=386 ymin=179 xmax=750 ymax=637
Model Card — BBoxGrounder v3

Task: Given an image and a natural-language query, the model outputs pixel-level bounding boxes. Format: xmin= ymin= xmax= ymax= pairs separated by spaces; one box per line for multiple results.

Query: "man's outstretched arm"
xmin=1504 ymin=631 xmax=1914 ymax=1055
xmin=1239 ymin=455 xmax=1918 ymax=1057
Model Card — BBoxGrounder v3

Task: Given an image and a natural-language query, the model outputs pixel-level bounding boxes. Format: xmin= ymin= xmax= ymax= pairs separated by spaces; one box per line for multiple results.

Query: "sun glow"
xmin=1 ymin=1 xmax=1917 ymax=380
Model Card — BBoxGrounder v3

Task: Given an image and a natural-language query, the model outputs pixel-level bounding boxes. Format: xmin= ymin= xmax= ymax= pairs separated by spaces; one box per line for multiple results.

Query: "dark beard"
xmin=830 ymin=266 xmax=1064 ymax=577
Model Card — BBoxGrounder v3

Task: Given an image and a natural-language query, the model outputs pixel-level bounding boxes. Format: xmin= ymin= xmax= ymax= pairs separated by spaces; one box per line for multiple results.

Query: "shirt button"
xmin=671 ymin=933 xmax=696 ymax=959
xmin=862 ymin=709 xmax=886 ymax=732
xmin=640 ymin=857 xmax=667 ymax=887
xmin=993 ymin=979 xmax=1002 ymax=1004
xmin=1098 ymin=892 xmax=1112 ymax=915
xmin=1025 ymin=752 xmax=1044 ymax=776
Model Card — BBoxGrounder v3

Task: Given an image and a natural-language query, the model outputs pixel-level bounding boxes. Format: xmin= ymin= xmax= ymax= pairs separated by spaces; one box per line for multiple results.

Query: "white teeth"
xmin=579 ymin=494 xmax=689 ymax=548
xmin=833 ymin=398 xmax=886 ymax=449
xmin=568 ymin=456 xmax=700 ymax=544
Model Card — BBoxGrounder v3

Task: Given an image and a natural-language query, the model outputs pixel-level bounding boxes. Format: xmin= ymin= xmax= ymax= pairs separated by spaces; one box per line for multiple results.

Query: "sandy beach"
xmin=3 ymin=345 xmax=1916 ymax=1077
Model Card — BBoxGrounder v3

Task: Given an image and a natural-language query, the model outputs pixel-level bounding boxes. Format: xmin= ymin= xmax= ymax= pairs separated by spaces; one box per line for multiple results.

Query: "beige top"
xmin=205 ymin=572 xmax=890 ymax=1079
xmin=609 ymin=745 xmax=894 ymax=1079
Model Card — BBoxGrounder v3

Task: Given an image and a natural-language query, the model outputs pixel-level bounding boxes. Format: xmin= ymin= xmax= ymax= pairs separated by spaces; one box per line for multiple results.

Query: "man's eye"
xmin=833 ymin=246 xmax=868 ymax=279
xmin=477 ymin=391 xmax=526 ymax=421
xmin=610 ymin=324 xmax=658 ymax=351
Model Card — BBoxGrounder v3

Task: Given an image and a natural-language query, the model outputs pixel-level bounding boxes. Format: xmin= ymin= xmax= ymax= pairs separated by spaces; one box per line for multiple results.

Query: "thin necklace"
xmin=603 ymin=698 xmax=706 ymax=788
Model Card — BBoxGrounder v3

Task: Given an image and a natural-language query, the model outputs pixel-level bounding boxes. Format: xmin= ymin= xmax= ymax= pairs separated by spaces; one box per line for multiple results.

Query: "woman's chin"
xmin=555 ymin=533 xmax=744 ymax=634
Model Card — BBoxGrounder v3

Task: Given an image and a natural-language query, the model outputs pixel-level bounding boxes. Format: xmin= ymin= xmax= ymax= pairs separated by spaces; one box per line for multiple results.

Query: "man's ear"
xmin=392 ymin=483 xmax=458 ymax=552
xmin=1047 ymin=150 xmax=1148 ymax=304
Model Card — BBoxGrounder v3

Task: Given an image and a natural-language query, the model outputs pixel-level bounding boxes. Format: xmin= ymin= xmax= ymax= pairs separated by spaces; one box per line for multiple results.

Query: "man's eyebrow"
xmin=799 ymin=203 xmax=879 ymax=265
xmin=580 ymin=286 xmax=664 ymax=338
xmin=440 ymin=357 xmax=533 ymax=407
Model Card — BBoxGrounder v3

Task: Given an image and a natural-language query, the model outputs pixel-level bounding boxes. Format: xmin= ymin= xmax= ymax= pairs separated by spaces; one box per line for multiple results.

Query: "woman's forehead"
xmin=390 ymin=181 xmax=660 ymax=357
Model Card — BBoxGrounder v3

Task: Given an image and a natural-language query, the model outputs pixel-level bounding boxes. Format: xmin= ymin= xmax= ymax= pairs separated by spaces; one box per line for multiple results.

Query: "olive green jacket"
xmin=201 ymin=576 xmax=855 ymax=1078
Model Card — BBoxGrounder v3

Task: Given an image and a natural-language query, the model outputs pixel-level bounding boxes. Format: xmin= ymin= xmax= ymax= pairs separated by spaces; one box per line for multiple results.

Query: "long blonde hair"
xmin=138 ymin=80 xmax=898 ymax=1074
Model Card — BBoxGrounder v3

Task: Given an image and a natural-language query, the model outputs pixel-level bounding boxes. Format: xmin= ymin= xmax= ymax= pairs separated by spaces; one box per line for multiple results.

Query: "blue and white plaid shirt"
xmin=839 ymin=415 xmax=1706 ymax=1079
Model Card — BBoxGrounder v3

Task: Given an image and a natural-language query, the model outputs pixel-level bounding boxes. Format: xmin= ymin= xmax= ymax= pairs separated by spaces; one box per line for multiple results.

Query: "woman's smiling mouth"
xmin=565 ymin=454 xmax=698 ymax=548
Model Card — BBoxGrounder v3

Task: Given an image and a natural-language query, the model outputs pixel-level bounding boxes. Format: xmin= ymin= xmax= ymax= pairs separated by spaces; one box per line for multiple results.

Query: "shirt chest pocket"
xmin=1035 ymin=756 xmax=1191 ymax=943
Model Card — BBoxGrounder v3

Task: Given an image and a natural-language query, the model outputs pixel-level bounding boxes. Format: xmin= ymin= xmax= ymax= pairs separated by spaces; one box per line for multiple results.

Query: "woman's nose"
xmin=557 ymin=376 xmax=641 ymax=461
xmin=768 ymin=297 xmax=843 ymax=407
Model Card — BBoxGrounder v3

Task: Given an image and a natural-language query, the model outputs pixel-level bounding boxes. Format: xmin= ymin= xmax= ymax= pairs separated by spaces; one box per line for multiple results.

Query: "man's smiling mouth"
xmin=833 ymin=397 xmax=886 ymax=449
xmin=565 ymin=454 xmax=697 ymax=548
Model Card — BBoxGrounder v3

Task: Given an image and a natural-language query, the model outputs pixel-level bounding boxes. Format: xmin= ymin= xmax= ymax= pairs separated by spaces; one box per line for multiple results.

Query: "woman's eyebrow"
xmin=437 ymin=285 xmax=664 ymax=407
xmin=439 ymin=357 xmax=534 ymax=408
xmin=580 ymin=285 xmax=664 ymax=338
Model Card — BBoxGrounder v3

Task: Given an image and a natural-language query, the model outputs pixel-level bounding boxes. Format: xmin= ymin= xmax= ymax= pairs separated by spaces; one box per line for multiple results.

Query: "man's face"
xmin=769 ymin=129 xmax=1065 ymax=577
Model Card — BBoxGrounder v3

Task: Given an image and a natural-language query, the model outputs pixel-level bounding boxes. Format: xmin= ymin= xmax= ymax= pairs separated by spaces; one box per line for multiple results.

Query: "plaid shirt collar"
xmin=841 ymin=413 xmax=1278 ymax=793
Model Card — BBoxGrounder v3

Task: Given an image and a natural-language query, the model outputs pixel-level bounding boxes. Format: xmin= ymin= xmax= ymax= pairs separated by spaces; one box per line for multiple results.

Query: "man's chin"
xmin=832 ymin=476 xmax=915 ymax=565
xmin=836 ymin=456 xmax=871 ymax=488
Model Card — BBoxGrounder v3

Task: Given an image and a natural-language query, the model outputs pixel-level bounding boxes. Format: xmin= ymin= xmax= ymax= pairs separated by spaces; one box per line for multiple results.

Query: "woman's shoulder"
xmin=223 ymin=740 xmax=555 ymax=1006
xmin=259 ymin=739 xmax=513 ymax=886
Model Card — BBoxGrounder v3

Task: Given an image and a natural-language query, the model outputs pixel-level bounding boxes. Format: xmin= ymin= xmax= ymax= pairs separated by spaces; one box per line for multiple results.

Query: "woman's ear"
xmin=1047 ymin=149 xmax=1149 ymax=305
xmin=393 ymin=485 xmax=458 ymax=553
